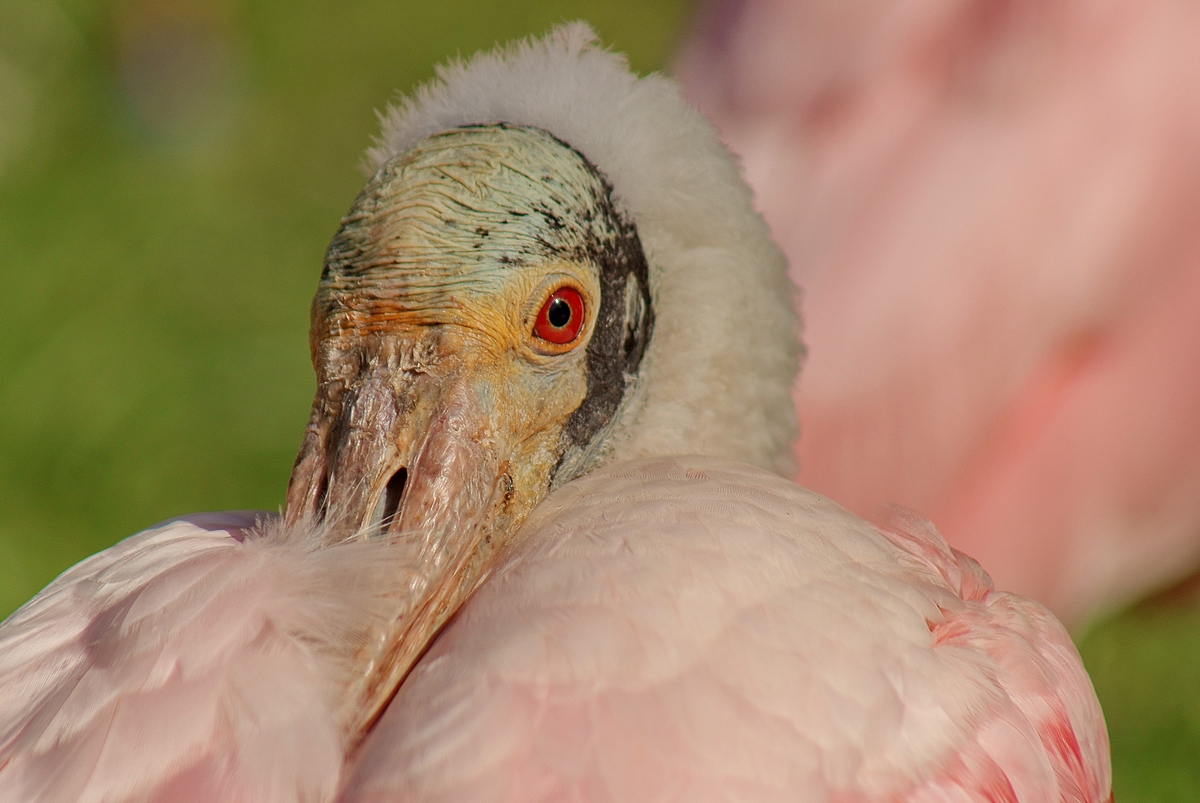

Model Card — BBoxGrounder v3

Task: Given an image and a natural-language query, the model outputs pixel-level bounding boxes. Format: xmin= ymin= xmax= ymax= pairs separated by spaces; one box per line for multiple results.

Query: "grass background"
xmin=1 ymin=1 xmax=1197 ymax=799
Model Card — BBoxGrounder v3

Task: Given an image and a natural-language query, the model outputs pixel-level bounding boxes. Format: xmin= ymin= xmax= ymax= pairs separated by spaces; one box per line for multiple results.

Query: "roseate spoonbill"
xmin=677 ymin=0 xmax=1200 ymax=625
xmin=0 ymin=25 xmax=1111 ymax=802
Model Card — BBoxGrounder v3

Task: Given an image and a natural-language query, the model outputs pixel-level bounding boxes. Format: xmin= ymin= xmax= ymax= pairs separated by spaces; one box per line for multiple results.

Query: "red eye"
xmin=533 ymin=286 xmax=585 ymax=345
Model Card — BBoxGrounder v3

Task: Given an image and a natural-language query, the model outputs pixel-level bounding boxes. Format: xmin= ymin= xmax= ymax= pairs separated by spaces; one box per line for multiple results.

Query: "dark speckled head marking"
xmin=495 ymin=127 xmax=656 ymax=484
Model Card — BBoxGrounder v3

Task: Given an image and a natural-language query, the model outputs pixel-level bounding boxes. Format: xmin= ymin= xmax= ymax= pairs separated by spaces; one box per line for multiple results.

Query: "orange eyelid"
xmin=532 ymin=286 xmax=586 ymax=348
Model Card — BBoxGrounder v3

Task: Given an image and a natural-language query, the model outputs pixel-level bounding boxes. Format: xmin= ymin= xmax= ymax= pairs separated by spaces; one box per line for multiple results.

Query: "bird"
xmin=676 ymin=0 xmax=1200 ymax=626
xmin=0 ymin=24 xmax=1111 ymax=803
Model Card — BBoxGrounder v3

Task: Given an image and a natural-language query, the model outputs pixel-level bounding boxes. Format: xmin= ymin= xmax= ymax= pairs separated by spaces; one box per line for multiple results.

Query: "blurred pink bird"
xmin=677 ymin=0 xmax=1200 ymax=625
xmin=0 ymin=26 xmax=1110 ymax=802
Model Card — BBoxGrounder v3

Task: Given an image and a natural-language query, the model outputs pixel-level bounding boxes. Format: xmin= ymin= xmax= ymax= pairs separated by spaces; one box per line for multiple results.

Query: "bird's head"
xmin=282 ymin=23 xmax=799 ymax=741
xmin=286 ymin=121 xmax=652 ymax=590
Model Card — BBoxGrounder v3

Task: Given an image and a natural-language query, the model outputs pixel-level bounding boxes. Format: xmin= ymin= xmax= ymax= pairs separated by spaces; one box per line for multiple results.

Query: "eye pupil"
xmin=547 ymin=298 xmax=572 ymax=328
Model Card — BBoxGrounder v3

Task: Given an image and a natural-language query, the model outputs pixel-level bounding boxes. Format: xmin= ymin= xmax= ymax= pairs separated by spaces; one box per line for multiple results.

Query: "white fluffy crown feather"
xmin=367 ymin=22 xmax=801 ymax=476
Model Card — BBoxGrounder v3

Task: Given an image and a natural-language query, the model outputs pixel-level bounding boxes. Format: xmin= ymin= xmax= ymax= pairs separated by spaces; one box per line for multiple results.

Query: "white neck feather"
xmin=367 ymin=23 xmax=802 ymax=476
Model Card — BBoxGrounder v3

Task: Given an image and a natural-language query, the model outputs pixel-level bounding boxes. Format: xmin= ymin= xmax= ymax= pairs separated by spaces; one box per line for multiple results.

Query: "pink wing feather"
xmin=0 ymin=513 xmax=404 ymax=803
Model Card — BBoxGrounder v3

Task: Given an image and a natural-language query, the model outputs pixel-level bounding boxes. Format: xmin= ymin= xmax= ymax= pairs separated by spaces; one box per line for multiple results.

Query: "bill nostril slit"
xmin=381 ymin=467 xmax=408 ymax=529
xmin=314 ymin=472 xmax=330 ymax=523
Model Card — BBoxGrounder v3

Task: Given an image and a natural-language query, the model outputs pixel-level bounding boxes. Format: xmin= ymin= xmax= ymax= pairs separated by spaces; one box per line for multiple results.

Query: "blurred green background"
xmin=0 ymin=1 xmax=1198 ymax=800
xmin=0 ymin=0 xmax=686 ymax=601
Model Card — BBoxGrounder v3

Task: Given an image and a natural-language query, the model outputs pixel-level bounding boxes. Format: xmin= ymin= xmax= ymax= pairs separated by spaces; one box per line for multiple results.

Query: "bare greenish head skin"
xmin=320 ymin=124 xmax=619 ymax=313
xmin=284 ymin=124 xmax=652 ymax=741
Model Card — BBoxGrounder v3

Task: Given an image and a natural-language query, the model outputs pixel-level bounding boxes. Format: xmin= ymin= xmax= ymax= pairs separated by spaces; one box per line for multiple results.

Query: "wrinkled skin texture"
xmin=677 ymin=0 xmax=1200 ymax=624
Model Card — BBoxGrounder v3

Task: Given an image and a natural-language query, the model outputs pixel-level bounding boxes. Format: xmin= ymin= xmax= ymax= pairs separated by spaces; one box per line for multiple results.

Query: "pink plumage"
xmin=343 ymin=458 xmax=1108 ymax=803
xmin=677 ymin=0 xmax=1200 ymax=624
xmin=0 ymin=461 xmax=1110 ymax=802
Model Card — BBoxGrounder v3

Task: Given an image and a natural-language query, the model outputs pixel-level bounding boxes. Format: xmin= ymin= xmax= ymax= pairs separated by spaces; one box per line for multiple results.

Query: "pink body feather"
xmin=0 ymin=459 xmax=1110 ymax=801
xmin=344 ymin=458 xmax=1108 ymax=802
xmin=677 ymin=0 xmax=1200 ymax=624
